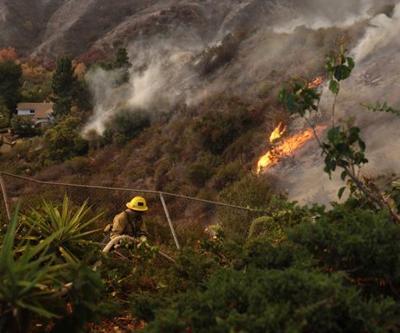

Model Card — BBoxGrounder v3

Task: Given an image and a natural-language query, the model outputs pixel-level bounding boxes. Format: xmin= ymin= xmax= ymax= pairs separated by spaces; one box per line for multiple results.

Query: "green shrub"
xmin=217 ymin=175 xmax=274 ymax=242
xmin=103 ymin=109 xmax=151 ymax=145
xmin=145 ymin=268 xmax=400 ymax=333
xmin=212 ymin=161 xmax=244 ymax=190
xmin=289 ymin=205 xmax=400 ymax=296
xmin=64 ymin=156 xmax=92 ymax=174
xmin=193 ymin=96 xmax=257 ymax=155
xmin=20 ymin=81 xmax=52 ymax=102
xmin=194 ymin=33 xmax=240 ymax=75
xmin=241 ymin=240 xmax=312 ymax=271
xmin=43 ymin=116 xmax=88 ymax=162
xmin=22 ymin=196 xmax=103 ymax=261
xmin=187 ymin=162 xmax=214 ymax=187
xmin=172 ymin=248 xmax=219 ymax=291
xmin=0 ymin=100 xmax=10 ymax=128
xmin=247 ymin=216 xmax=275 ymax=239
xmin=0 ymin=212 xmax=64 ymax=332
xmin=0 ymin=208 xmax=107 ymax=332
xmin=51 ymin=263 xmax=105 ymax=333
xmin=10 ymin=116 xmax=39 ymax=137
xmin=247 ymin=201 xmax=319 ymax=243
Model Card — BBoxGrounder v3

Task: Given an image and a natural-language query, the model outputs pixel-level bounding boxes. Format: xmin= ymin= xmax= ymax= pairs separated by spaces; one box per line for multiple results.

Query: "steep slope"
xmin=0 ymin=0 xmax=397 ymax=58
xmin=0 ymin=0 xmax=244 ymax=57
xmin=0 ymin=0 xmax=64 ymax=54
xmin=1 ymin=0 xmax=400 ymax=208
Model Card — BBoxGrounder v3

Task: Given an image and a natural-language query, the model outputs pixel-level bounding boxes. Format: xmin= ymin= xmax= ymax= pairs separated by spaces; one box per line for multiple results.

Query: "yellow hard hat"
xmin=126 ymin=196 xmax=148 ymax=212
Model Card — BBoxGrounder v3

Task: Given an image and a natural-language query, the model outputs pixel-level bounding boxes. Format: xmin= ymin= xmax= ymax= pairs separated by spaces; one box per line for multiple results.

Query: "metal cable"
xmin=0 ymin=171 xmax=268 ymax=213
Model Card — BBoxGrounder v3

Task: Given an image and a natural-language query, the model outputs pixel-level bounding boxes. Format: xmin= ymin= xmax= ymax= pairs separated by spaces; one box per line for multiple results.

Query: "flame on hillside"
xmin=308 ymin=76 xmax=324 ymax=89
xmin=257 ymin=124 xmax=326 ymax=174
xmin=269 ymin=122 xmax=287 ymax=143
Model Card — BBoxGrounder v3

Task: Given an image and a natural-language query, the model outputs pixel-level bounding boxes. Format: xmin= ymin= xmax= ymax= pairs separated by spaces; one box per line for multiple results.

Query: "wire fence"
xmin=0 ymin=171 xmax=266 ymax=250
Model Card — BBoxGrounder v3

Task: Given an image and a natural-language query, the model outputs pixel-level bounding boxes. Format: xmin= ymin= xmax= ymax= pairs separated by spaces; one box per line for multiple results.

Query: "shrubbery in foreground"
xmin=2 ymin=188 xmax=400 ymax=332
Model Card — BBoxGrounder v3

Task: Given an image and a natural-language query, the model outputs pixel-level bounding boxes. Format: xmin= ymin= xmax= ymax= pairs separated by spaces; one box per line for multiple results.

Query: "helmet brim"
xmin=126 ymin=203 xmax=148 ymax=211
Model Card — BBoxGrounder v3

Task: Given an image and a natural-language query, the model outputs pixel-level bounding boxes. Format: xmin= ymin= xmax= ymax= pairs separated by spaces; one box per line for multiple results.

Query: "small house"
xmin=16 ymin=103 xmax=54 ymax=127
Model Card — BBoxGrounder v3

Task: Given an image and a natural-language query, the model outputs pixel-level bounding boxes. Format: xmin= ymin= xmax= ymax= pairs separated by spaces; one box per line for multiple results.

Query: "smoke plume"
xmin=84 ymin=0 xmax=400 ymax=205
xmin=274 ymin=0 xmax=400 ymax=205
xmin=83 ymin=38 xmax=202 ymax=134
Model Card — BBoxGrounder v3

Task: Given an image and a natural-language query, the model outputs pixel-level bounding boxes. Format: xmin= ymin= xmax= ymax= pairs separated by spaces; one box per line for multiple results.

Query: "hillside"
xmin=1 ymin=0 xmax=400 ymax=206
xmin=0 ymin=1 xmax=394 ymax=58
xmin=2 ymin=1 xmax=400 ymax=332
xmin=0 ymin=0 xmax=259 ymax=58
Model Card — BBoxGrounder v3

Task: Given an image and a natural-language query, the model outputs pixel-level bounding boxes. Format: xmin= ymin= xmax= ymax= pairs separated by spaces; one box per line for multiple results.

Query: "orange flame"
xmin=269 ymin=122 xmax=286 ymax=143
xmin=308 ymin=76 xmax=324 ymax=89
xmin=257 ymin=125 xmax=326 ymax=174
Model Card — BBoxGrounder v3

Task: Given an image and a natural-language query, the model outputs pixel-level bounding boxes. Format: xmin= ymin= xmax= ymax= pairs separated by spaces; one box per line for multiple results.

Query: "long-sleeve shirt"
xmin=110 ymin=210 xmax=147 ymax=239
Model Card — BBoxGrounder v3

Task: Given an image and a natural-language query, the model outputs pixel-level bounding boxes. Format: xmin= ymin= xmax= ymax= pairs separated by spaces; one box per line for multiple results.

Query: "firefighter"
xmin=107 ymin=196 xmax=149 ymax=240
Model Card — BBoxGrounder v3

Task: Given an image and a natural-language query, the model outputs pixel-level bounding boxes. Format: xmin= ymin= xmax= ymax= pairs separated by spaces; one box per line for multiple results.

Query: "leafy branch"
xmin=363 ymin=101 xmax=400 ymax=116
xmin=279 ymin=48 xmax=400 ymax=223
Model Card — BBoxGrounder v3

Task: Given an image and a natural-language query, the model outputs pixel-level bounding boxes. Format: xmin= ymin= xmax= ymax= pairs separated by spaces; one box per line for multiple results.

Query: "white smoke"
xmin=272 ymin=0 xmax=373 ymax=34
xmin=128 ymin=63 xmax=164 ymax=109
xmin=83 ymin=0 xmax=400 ymax=205
xmin=352 ymin=4 xmax=400 ymax=61
xmin=83 ymin=40 xmax=201 ymax=134
xmin=84 ymin=68 xmax=129 ymax=134
xmin=274 ymin=1 xmax=400 ymax=205
xmin=85 ymin=0 xmax=389 ymax=135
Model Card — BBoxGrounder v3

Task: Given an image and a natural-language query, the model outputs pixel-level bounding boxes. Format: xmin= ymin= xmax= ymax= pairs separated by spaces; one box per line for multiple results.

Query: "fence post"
xmin=0 ymin=173 xmax=11 ymax=222
xmin=160 ymin=193 xmax=180 ymax=250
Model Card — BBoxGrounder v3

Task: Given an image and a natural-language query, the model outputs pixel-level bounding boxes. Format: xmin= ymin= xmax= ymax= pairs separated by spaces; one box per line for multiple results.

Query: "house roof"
xmin=17 ymin=103 xmax=54 ymax=120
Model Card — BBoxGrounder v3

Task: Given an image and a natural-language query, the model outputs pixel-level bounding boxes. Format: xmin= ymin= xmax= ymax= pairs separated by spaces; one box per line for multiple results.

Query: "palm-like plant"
xmin=23 ymin=196 xmax=103 ymax=261
xmin=0 ymin=211 xmax=64 ymax=333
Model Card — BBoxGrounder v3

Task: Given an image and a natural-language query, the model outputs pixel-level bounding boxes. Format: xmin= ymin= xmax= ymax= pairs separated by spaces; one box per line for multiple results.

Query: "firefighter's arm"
xmin=111 ymin=213 xmax=127 ymax=237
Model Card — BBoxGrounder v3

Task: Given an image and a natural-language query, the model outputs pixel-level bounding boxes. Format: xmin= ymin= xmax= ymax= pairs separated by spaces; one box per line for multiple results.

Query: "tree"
xmin=114 ymin=48 xmax=130 ymax=69
xmin=44 ymin=116 xmax=88 ymax=161
xmin=72 ymin=80 xmax=93 ymax=112
xmin=97 ymin=47 xmax=131 ymax=84
xmin=10 ymin=116 xmax=38 ymax=137
xmin=103 ymin=109 xmax=151 ymax=145
xmin=114 ymin=48 xmax=131 ymax=84
xmin=0 ymin=60 xmax=22 ymax=114
xmin=0 ymin=99 xmax=10 ymax=128
xmin=52 ymin=57 xmax=77 ymax=118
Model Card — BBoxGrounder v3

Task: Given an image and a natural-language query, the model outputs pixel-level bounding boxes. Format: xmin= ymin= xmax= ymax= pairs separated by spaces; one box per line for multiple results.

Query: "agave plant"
xmin=0 ymin=210 xmax=65 ymax=333
xmin=23 ymin=196 xmax=103 ymax=261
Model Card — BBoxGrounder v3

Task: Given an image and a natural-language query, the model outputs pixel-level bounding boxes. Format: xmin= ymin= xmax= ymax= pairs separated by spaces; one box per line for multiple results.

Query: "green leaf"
xmin=346 ymin=57 xmax=355 ymax=71
xmin=21 ymin=196 xmax=103 ymax=262
xmin=338 ymin=187 xmax=346 ymax=199
xmin=329 ymin=80 xmax=340 ymax=94
xmin=334 ymin=65 xmax=351 ymax=81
